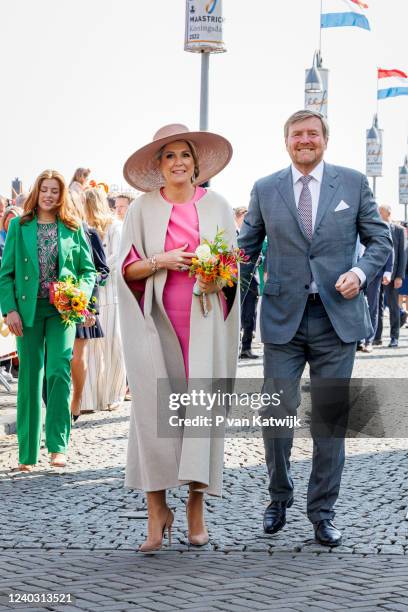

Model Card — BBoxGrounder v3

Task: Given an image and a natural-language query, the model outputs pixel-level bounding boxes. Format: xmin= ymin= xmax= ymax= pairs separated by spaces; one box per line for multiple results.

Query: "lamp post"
xmin=199 ymin=51 xmax=210 ymax=131
xmin=184 ymin=0 xmax=226 ymax=132
xmin=11 ymin=177 xmax=22 ymax=201
xmin=366 ymin=114 xmax=383 ymax=199
xmin=305 ymin=51 xmax=329 ymax=118
xmin=399 ymin=154 xmax=408 ymax=222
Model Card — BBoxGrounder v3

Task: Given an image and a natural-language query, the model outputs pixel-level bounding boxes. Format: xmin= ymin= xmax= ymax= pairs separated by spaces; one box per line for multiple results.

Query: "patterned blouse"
xmin=37 ymin=222 xmax=59 ymax=298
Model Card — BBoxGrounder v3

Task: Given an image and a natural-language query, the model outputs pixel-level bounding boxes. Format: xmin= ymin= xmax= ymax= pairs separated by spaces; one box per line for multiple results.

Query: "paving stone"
xmin=379 ymin=545 xmax=406 ymax=555
xmin=0 ymin=323 xmax=407 ymax=611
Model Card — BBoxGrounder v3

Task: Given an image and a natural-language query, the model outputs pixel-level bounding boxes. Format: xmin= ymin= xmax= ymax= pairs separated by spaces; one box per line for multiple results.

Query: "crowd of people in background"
xmin=357 ymin=204 xmax=408 ymax=352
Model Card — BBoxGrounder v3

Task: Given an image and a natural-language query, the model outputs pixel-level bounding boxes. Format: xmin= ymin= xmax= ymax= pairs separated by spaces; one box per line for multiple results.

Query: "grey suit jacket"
xmin=390 ymin=223 xmax=407 ymax=280
xmin=238 ymin=163 xmax=392 ymax=344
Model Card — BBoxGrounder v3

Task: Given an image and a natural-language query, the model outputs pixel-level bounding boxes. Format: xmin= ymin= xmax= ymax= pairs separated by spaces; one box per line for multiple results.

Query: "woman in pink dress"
xmin=117 ymin=124 xmax=239 ymax=552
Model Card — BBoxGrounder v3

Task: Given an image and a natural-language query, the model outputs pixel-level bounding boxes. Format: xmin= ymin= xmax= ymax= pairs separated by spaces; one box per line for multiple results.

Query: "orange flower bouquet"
xmin=51 ymin=277 xmax=94 ymax=326
xmin=189 ymin=229 xmax=248 ymax=316
xmin=88 ymin=180 xmax=109 ymax=193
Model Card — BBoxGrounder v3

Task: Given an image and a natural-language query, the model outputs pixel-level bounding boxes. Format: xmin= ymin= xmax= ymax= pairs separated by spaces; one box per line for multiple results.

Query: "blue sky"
xmin=1 ymin=0 xmax=407 ymax=216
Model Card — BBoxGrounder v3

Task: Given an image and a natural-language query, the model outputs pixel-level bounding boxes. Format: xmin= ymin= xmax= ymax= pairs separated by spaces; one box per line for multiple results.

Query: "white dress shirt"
xmin=291 ymin=161 xmax=365 ymax=293
xmin=359 ymin=242 xmax=390 ymax=281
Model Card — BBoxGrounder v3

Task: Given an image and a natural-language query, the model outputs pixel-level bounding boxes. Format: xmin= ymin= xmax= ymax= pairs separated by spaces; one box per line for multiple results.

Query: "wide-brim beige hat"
xmin=123 ymin=123 xmax=233 ymax=192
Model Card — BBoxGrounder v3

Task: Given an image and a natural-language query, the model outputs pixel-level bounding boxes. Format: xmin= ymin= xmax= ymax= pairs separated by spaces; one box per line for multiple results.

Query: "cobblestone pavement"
xmin=0 ymin=550 xmax=407 ymax=612
xmin=0 ymin=320 xmax=407 ymax=610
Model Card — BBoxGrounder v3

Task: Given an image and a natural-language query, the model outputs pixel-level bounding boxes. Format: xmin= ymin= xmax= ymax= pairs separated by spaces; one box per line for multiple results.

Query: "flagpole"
xmin=319 ymin=0 xmax=323 ymax=55
xmin=376 ymin=67 xmax=379 ymax=115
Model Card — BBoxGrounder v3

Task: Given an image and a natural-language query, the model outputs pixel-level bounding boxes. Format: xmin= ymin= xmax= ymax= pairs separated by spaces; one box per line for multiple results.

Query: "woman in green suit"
xmin=0 ymin=169 xmax=96 ymax=472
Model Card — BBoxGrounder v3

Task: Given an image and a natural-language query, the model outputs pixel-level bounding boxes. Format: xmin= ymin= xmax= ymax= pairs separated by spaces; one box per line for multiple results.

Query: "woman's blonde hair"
xmin=70 ymin=167 xmax=90 ymax=185
xmin=67 ymin=190 xmax=86 ymax=222
xmin=20 ymin=169 xmax=80 ymax=231
xmin=84 ymin=188 xmax=114 ymax=239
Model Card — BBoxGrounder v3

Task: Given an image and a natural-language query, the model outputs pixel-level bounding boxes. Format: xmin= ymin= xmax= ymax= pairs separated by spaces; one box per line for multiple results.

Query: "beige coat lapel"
xmin=141 ymin=191 xmax=172 ymax=256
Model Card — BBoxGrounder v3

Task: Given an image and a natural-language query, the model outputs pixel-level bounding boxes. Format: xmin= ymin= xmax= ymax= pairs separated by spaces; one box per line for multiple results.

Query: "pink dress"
xmin=123 ymin=187 xmax=228 ymax=378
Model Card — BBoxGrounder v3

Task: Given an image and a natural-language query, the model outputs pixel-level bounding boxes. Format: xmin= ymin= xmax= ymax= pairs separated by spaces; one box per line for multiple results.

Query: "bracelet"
xmin=148 ymin=255 xmax=159 ymax=274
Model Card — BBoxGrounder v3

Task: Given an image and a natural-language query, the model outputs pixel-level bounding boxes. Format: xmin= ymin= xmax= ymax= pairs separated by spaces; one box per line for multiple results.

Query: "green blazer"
xmin=0 ymin=216 xmax=96 ymax=327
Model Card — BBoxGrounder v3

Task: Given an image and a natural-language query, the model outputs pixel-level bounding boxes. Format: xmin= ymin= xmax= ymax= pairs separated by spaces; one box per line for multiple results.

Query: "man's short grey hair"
xmin=379 ymin=204 xmax=392 ymax=215
xmin=115 ymin=193 xmax=133 ymax=204
xmin=284 ymin=110 xmax=330 ymax=141
xmin=233 ymin=206 xmax=247 ymax=218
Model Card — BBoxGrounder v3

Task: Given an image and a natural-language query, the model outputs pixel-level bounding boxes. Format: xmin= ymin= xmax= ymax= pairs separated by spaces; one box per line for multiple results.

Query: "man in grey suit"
xmin=238 ymin=110 xmax=392 ymax=546
xmin=374 ymin=205 xmax=407 ymax=348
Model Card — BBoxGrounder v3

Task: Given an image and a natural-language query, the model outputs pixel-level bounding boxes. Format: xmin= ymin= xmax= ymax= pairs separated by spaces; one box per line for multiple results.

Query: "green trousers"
xmin=16 ymin=299 xmax=76 ymax=464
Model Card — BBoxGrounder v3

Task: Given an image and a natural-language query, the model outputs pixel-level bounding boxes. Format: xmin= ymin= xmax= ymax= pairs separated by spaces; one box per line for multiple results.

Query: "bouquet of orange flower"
xmin=51 ymin=277 xmax=94 ymax=326
xmin=88 ymin=180 xmax=109 ymax=193
xmin=189 ymin=229 xmax=248 ymax=316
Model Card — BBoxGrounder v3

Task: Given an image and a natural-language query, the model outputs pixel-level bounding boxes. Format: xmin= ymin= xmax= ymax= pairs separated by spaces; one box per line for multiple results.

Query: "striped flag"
xmin=378 ymin=69 xmax=408 ymax=100
xmin=321 ymin=0 xmax=370 ymax=31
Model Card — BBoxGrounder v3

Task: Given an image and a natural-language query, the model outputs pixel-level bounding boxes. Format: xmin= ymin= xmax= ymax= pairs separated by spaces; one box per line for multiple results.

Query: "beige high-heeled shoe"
xmin=186 ymin=502 xmax=209 ymax=546
xmin=188 ymin=530 xmax=209 ymax=546
xmin=139 ymin=508 xmax=174 ymax=552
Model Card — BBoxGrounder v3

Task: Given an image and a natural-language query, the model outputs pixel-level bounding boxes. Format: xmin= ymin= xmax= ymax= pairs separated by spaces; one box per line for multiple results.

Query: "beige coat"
xmin=117 ymin=189 xmax=239 ymax=495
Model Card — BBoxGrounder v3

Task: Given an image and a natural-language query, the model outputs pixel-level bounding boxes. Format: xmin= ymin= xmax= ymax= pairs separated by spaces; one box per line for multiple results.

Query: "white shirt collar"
xmin=291 ymin=160 xmax=325 ymax=185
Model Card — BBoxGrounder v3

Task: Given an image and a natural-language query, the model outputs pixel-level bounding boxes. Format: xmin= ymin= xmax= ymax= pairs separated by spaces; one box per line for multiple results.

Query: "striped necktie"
xmin=298 ymin=175 xmax=313 ymax=240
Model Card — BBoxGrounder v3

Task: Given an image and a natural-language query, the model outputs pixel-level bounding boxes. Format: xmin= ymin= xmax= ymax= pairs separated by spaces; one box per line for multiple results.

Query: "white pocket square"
xmin=335 ymin=200 xmax=350 ymax=212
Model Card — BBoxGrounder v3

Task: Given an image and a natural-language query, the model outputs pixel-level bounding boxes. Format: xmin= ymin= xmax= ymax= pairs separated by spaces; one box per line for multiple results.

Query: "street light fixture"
xmin=367 ymin=114 xmax=381 ymax=143
xmin=304 ymin=50 xmax=329 ymax=117
xmin=305 ymin=64 xmax=323 ymax=93
xmin=399 ymin=153 xmax=408 ymax=221
xmin=366 ymin=114 xmax=383 ymax=198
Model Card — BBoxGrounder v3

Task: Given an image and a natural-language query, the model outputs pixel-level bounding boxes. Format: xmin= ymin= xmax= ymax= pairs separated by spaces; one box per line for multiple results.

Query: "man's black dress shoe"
xmin=239 ymin=349 xmax=259 ymax=359
xmin=314 ymin=519 xmax=342 ymax=547
xmin=388 ymin=338 xmax=398 ymax=348
xmin=373 ymin=339 xmax=382 ymax=346
xmin=263 ymin=498 xmax=293 ymax=534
